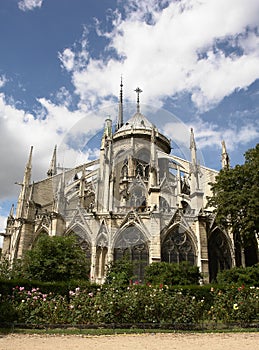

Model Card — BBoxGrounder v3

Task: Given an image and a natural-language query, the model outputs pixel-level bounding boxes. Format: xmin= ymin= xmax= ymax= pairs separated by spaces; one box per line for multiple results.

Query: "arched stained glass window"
xmin=161 ymin=228 xmax=196 ymax=265
xmin=114 ymin=225 xmax=149 ymax=281
xmin=208 ymin=229 xmax=232 ymax=282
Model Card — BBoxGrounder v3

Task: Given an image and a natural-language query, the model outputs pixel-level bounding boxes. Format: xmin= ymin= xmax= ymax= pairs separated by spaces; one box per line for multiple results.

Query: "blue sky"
xmin=0 ymin=0 xmax=259 ymax=235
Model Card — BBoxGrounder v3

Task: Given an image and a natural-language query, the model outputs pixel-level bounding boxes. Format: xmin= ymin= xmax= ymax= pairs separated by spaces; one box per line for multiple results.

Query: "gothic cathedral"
xmin=2 ymin=83 xmax=238 ymax=283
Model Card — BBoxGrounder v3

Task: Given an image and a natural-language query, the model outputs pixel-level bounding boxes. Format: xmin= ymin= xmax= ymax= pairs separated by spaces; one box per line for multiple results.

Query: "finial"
xmin=27 ymin=146 xmax=33 ymax=168
xmin=47 ymin=145 xmax=57 ymax=177
xmin=9 ymin=204 xmax=14 ymax=218
xmin=190 ymin=128 xmax=196 ymax=150
xmin=135 ymin=87 xmax=142 ymax=113
xmin=23 ymin=146 xmax=33 ymax=184
xmin=116 ymin=76 xmax=124 ymax=131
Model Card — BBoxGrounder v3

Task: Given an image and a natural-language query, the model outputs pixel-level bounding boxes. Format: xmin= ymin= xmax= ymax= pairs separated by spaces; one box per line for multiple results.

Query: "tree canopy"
xmin=207 ymin=143 xmax=259 ymax=264
xmin=144 ymin=261 xmax=202 ymax=286
xmin=22 ymin=235 xmax=90 ymax=282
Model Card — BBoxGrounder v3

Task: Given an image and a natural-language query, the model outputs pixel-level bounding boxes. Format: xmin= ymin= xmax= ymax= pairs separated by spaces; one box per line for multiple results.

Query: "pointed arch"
xmin=159 ymin=196 xmax=170 ymax=213
xmin=113 ymin=223 xmax=149 ymax=281
xmin=113 ymin=217 xmax=150 ymax=247
xmin=65 ymin=223 xmax=92 ymax=260
xmin=127 ymin=181 xmax=147 ymax=211
xmin=161 ymin=224 xmax=197 ymax=265
xmin=208 ymin=227 xmax=233 ymax=282
xmin=66 ymin=222 xmax=91 ymax=243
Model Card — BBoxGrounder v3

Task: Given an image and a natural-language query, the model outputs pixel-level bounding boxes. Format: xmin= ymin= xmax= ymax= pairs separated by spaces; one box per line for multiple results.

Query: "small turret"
xmin=23 ymin=146 xmax=33 ymax=186
xmin=16 ymin=146 xmax=33 ymax=218
xmin=54 ymin=170 xmax=66 ymax=215
xmin=8 ymin=204 xmax=14 ymax=218
xmin=189 ymin=128 xmax=203 ymax=213
xmin=189 ymin=128 xmax=201 ymax=191
xmin=47 ymin=145 xmax=57 ymax=177
xmin=221 ymin=140 xmax=230 ymax=170
xmin=97 ymin=118 xmax=113 ymax=212
xmin=101 ymin=118 xmax=113 ymax=150
xmin=190 ymin=128 xmax=197 ymax=165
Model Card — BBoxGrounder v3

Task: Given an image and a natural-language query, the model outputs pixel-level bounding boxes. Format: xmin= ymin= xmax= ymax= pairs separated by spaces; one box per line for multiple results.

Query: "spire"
xmin=116 ymin=77 xmax=124 ymax=130
xmin=23 ymin=146 xmax=33 ymax=186
xmin=189 ymin=128 xmax=202 ymax=191
xmin=54 ymin=170 xmax=65 ymax=214
xmin=16 ymin=146 xmax=33 ymax=218
xmin=221 ymin=140 xmax=230 ymax=169
xmin=190 ymin=127 xmax=196 ymax=149
xmin=135 ymin=87 xmax=142 ymax=113
xmin=101 ymin=118 xmax=113 ymax=150
xmin=9 ymin=204 xmax=14 ymax=218
xmin=190 ymin=128 xmax=197 ymax=164
xmin=47 ymin=145 xmax=57 ymax=177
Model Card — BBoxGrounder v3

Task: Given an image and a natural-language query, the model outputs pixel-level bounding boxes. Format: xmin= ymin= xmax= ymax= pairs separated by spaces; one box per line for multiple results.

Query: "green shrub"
xmin=217 ymin=264 xmax=259 ymax=286
xmin=105 ymin=257 xmax=135 ymax=286
xmin=144 ymin=261 xmax=202 ymax=286
xmin=0 ymin=278 xmax=96 ymax=298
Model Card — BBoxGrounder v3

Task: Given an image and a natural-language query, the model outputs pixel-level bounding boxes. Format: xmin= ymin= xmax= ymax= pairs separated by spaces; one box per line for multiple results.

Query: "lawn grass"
xmin=0 ymin=325 xmax=258 ymax=336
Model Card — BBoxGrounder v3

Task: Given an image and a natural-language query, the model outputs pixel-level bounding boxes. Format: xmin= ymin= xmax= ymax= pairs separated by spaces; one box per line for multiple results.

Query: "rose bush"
xmin=208 ymin=285 xmax=259 ymax=325
xmin=3 ymin=284 xmax=259 ymax=326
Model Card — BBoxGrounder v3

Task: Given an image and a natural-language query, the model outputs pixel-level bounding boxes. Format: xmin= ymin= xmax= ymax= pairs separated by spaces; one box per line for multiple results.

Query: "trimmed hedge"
xmin=217 ymin=264 xmax=259 ymax=286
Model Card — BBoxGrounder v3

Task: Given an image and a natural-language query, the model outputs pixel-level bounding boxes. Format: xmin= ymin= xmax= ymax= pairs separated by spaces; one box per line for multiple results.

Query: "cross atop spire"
xmin=135 ymin=87 xmax=142 ymax=113
xmin=116 ymin=76 xmax=124 ymax=130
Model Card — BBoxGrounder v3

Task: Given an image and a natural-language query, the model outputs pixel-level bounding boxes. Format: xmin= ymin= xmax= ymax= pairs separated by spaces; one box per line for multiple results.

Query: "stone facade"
xmin=1 ymin=86 xmax=240 ymax=283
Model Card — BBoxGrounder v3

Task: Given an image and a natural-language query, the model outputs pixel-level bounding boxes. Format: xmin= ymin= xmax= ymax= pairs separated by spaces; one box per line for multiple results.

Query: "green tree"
xmin=22 ymin=235 xmax=90 ymax=282
xmin=207 ymin=143 xmax=259 ymax=265
xmin=0 ymin=257 xmax=24 ymax=279
xmin=144 ymin=261 xmax=202 ymax=286
xmin=105 ymin=256 xmax=135 ymax=286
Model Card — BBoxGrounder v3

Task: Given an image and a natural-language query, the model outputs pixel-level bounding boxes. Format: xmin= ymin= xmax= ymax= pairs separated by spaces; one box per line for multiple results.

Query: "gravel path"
xmin=0 ymin=332 xmax=259 ymax=350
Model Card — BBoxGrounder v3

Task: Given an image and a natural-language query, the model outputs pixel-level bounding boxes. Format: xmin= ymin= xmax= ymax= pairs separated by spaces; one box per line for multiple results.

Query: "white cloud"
xmin=59 ymin=48 xmax=75 ymax=72
xmin=187 ymin=118 xmax=259 ymax=151
xmin=0 ymin=214 xmax=7 ymax=231
xmin=163 ymin=116 xmax=259 ymax=169
xmin=2 ymin=0 xmax=258 ymax=205
xmin=0 ymin=75 xmax=7 ymax=89
xmin=18 ymin=0 xmax=43 ymax=12
xmin=0 ymin=93 xmax=105 ymax=201
xmin=58 ymin=0 xmax=259 ymax=111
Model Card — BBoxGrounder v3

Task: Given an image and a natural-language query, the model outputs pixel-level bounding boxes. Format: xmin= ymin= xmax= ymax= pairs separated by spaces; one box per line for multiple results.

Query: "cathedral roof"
xmin=118 ymin=112 xmax=154 ymax=132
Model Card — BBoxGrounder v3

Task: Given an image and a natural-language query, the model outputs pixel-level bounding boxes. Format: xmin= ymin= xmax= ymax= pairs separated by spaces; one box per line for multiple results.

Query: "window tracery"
xmin=114 ymin=226 xmax=149 ymax=281
xmin=162 ymin=228 xmax=195 ymax=265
